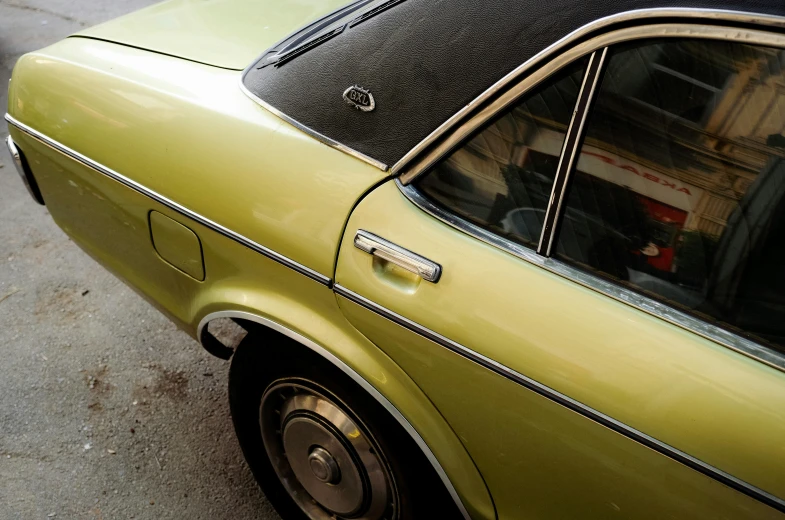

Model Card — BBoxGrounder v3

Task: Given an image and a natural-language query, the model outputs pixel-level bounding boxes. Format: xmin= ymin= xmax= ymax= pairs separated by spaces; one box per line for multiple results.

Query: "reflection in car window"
xmin=416 ymin=60 xmax=588 ymax=248
xmin=554 ymin=39 xmax=785 ymax=351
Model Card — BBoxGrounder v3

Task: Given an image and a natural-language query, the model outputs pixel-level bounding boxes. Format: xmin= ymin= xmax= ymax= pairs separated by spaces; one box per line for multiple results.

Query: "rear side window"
xmin=415 ymin=60 xmax=588 ymax=249
xmin=554 ymin=39 xmax=785 ymax=350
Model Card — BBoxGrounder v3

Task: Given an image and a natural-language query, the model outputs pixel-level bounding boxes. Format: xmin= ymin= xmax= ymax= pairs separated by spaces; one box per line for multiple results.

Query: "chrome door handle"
xmin=354 ymin=230 xmax=442 ymax=283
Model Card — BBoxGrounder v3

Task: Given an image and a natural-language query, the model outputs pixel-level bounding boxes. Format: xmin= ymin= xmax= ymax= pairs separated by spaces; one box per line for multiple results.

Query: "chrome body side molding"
xmin=332 ymin=284 xmax=785 ymax=514
xmin=397 ymin=181 xmax=785 ymax=374
xmin=196 ymin=310 xmax=472 ymax=520
xmin=4 ymin=114 xmax=332 ymax=287
xmin=391 ymin=8 xmax=785 ymax=176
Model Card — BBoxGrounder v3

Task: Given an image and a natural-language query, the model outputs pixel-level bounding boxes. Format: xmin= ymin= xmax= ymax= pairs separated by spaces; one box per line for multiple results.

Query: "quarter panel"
xmin=335 ymin=180 xmax=785 ymax=513
xmin=7 ymin=127 xmax=494 ymax=520
xmin=7 ymin=37 xmax=386 ymax=278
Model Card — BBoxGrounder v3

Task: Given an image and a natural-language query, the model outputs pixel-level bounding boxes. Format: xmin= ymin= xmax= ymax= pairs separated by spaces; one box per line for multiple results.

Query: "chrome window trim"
xmin=238 ymin=70 xmax=387 ymax=172
xmin=391 ymin=8 xmax=785 ymax=176
xmin=237 ymin=9 xmax=785 ymax=174
xmin=394 ymin=21 xmax=785 ymax=373
xmin=196 ymin=310 xmax=472 ymax=520
xmin=537 ymin=47 xmax=608 ymax=255
xmin=4 ymin=114 xmax=332 ymax=287
xmin=334 ymin=283 xmax=785 ymax=513
xmin=397 ymin=181 xmax=785 ymax=374
xmin=397 ymin=23 xmax=785 ymax=185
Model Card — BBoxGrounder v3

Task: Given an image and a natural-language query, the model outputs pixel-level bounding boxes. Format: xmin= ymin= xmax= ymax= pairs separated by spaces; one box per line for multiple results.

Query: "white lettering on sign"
xmin=528 ymin=129 xmax=703 ymax=212
xmin=581 ymin=151 xmax=693 ymax=195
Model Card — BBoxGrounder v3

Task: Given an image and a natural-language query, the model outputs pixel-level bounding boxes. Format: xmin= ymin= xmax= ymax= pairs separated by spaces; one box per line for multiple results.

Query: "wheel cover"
xmin=260 ymin=379 xmax=398 ymax=519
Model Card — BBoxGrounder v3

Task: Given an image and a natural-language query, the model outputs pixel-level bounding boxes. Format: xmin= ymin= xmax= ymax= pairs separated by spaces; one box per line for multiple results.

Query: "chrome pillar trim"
xmin=333 ymin=283 xmax=785 ymax=514
xmin=5 ymin=135 xmax=43 ymax=204
xmin=537 ymin=47 xmax=608 ymax=255
xmin=237 ymin=75 xmax=388 ymax=172
xmin=396 ymin=180 xmax=785 ymax=374
xmin=196 ymin=310 xmax=472 ymax=520
xmin=4 ymin=114 xmax=332 ymax=287
xmin=391 ymin=8 xmax=785 ymax=176
xmin=354 ymin=230 xmax=442 ymax=283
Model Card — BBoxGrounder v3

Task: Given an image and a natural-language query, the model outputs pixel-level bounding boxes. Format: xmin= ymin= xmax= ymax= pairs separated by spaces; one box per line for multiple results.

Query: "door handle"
xmin=354 ymin=230 xmax=442 ymax=283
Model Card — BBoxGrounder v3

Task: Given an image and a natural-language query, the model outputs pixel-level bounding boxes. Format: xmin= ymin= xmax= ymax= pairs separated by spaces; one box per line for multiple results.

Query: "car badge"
xmin=343 ymin=85 xmax=375 ymax=112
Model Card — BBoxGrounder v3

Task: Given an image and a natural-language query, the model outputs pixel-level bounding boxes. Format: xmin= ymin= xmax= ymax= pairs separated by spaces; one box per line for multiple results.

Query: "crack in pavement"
xmin=0 ymin=0 xmax=87 ymax=26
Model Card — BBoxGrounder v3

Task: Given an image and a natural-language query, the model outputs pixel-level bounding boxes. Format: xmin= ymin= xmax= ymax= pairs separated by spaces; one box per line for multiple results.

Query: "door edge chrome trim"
xmin=237 ymin=73 xmax=388 ymax=172
xmin=196 ymin=310 xmax=472 ymax=520
xmin=4 ymin=114 xmax=332 ymax=287
xmin=333 ymin=284 xmax=785 ymax=513
xmin=396 ymin=180 xmax=785 ymax=374
xmin=390 ymin=7 xmax=785 ymax=175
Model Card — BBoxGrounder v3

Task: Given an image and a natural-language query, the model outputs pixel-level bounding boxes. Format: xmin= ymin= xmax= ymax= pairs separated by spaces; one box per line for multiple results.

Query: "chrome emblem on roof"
xmin=343 ymin=86 xmax=375 ymax=112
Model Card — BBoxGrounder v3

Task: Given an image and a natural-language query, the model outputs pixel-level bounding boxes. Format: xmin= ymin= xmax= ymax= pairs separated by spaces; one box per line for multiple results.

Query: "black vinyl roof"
xmin=242 ymin=0 xmax=785 ymax=169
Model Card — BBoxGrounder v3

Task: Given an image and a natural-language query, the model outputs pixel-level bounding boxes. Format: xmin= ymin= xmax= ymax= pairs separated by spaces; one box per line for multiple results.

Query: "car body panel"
xmin=334 ymin=181 xmax=785 ymax=514
xmin=149 ymin=210 xmax=205 ymax=281
xmin=7 ymin=1 xmax=785 ymax=517
xmin=6 ymin=126 xmax=495 ymax=520
xmin=337 ymin=298 xmax=780 ymax=519
xmin=76 ymin=0 xmax=349 ymax=70
xmin=7 ymin=37 xmax=386 ymax=279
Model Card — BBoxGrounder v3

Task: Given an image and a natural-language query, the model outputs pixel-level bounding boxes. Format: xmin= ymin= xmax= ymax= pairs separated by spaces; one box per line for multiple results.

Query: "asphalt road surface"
xmin=0 ymin=1 xmax=280 ymax=518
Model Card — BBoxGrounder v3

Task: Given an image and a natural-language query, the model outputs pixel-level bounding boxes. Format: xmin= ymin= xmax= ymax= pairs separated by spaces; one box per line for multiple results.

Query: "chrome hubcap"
xmin=308 ymin=447 xmax=340 ymax=483
xmin=260 ymin=379 xmax=398 ymax=520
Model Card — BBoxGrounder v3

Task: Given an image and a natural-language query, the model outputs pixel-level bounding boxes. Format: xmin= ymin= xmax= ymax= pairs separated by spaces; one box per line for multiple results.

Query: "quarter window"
xmin=415 ymin=60 xmax=588 ymax=249
xmin=555 ymin=39 xmax=785 ymax=351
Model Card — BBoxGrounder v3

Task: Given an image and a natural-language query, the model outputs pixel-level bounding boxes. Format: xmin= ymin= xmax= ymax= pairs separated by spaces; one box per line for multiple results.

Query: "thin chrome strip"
xmin=333 ymin=283 xmax=785 ymax=513
xmin=397 ymin=180 xmax=785 ymax=374
xmin=196 ymin=310 xmax=472 ymax=520
xmin=4 ymin=113 xmax=332 ymax=287
xmin=238 ymin=73 xmax=387 ymax=172
xmin=537 ymin=48 xmax=608 ymax=255
xmin=391 ymin=7 xmax=785 ymax=175
xmin=397 ymin=23 xmax=785 ymax=185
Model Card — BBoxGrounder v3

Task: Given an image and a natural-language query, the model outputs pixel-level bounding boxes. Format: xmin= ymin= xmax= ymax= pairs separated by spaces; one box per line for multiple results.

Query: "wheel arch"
xmin=196 ymin=308 xmax=494 ymax=520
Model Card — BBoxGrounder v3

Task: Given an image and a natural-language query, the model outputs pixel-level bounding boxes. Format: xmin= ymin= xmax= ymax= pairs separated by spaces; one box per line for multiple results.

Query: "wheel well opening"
xmin=225 ymin=320 xmax=468 ymax=519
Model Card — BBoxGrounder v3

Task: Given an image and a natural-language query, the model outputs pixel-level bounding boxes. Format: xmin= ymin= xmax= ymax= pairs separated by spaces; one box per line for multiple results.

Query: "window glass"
xmin=555 ymin=39 xmax=785 ymax=350
xmin=416 ymin=60 xmax=588 ymax=248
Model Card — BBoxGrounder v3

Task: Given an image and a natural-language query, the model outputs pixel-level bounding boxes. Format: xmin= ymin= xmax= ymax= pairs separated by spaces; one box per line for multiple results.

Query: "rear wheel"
xmin=228 ymin=326 xmax=460 ymax=520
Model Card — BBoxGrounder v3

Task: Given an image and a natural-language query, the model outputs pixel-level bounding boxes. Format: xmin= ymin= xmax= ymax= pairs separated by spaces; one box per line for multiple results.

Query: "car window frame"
xmin=396 ymin=21 xmax=785 ymax=373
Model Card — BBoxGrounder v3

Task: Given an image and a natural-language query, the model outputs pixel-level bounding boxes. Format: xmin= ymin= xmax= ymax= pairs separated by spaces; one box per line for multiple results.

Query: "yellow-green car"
xmin=6 ymin=0 xmax=785 ymax=518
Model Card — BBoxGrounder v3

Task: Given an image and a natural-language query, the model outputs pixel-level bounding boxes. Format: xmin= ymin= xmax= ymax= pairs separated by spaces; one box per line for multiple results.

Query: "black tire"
xmin=228 ymin=325 xmax=463 ymax=520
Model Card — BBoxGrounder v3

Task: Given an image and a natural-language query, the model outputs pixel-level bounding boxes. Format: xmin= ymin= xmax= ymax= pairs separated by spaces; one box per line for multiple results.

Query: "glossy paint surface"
xmin=335 ymin=181 xmax=785 ymax=517
xmin=5 ymin=127 xmax=494 ymax=520
xmin=7 ymin=13 xmax=785 ymax=519
xmin=149 ymin=210 xmax=205 ymax=281
xmin=8 ymin=37 xmax=385 ymax=278
xmin=77 ymin=0 xmax=350 ymax=70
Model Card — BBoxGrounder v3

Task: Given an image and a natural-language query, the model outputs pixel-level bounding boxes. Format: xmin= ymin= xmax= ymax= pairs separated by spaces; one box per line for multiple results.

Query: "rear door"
xmin=334 ymin=29 xmax=785 ymax=519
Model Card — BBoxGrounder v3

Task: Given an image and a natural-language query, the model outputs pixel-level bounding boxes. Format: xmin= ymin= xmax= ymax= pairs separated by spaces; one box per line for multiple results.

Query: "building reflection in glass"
xmin=418 ymin=38 xmax=785 ymax=350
